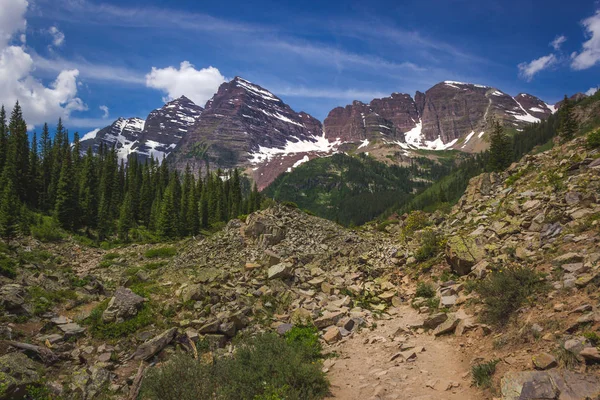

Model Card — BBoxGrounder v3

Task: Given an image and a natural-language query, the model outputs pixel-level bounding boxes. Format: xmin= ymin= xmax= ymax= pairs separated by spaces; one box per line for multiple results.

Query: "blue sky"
xmin=1 ymin=0 xmax=599 ymax=135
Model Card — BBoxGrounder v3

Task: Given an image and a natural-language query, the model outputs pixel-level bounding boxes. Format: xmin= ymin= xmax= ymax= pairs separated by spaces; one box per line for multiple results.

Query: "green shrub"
xmin=474 ymin=266 xmax=546 ymax=326
xmin=284 ymin=325 xmax=322 ymax=361
xmin=555 ymin=344 xmax=580 ymax=368
xmin=472 ymin=359 xmax=499 ymax=388
xmin=415 ymin=229 xmax=444 ymax=262
xmin=281 ymin=201 xmax=298 ymax=209
xmin=415 ymin=282 xmax=436 ymax=299
xmin=583 ymin=331 xmax=600 ymax=346
xmin=30 ymin=217 xmax=65 ymax=242
xmin=141 ymin=333 xmax=329 ymax=400
xmin=401 ymin=211 xmax=430 ymax=240
xmin=144 ymin=246 xmax=177 ymax=258
xmin=28 ymin=286 xmax=78 ymax=315
xmin=0 ymin=255 xmax=16 ymax=279
xmin=587 ymin=129 xmax=600 ymax=148
xmin=85 ymin=300 xmax=154 ymax=339
xmin=103 ymin=252 xmax=120 ymax=261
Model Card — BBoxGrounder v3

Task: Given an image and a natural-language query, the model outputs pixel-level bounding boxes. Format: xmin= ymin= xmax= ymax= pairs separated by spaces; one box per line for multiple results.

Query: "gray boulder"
xmin=102 ymin=287 xmax=145 ymax=323
xmin=0 ymin=352 xmax=42 ymax=398
xmin=132 ymin=327 xmax=177 ymax=360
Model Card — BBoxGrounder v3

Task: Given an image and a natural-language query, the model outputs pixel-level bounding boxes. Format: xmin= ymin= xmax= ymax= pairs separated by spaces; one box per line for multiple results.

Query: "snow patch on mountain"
xmin=249 ymin=135 xmax=340 ymax=164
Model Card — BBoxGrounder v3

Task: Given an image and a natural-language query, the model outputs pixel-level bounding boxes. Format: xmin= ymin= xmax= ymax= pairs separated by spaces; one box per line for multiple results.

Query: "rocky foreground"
xmin=1 ymin=135 xmax=600 ymax=399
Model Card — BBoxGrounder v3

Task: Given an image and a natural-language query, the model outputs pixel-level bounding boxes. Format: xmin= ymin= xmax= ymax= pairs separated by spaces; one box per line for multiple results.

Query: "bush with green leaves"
xmin=472 ymin=359 xmax=499 ymax=388
xmin=587 ymin=129 xmax=600 ymax=148
xmin=415 ymin=229 xmax=444 ymax=262
xmin=144 ymin=246 xmax=177 ymax=258
xmin=401 ymin=211 xmax=430 ymax=240
xmin=0 ymin=254 xmax=16 ymax=278
xmin=284 ymin=325 xmax=322 ymax=361
xmin=474 ymin=266 xmax=546 ymax=326
xmin=30 ymin=216 xmax=65 ymax=242
xmin=415 ymin=282 xmax=436 ymax=299
xmin=141 ymin=333 xmax=329 ymax=400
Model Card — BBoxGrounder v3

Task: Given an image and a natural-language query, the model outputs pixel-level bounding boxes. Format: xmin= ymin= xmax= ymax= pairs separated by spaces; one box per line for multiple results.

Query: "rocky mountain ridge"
xmin=81 ymin=77 xmax=564 ymax=189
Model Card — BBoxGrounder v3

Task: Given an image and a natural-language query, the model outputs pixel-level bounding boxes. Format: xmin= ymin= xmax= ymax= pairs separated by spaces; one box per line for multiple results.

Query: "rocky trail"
xmin=325 ymin=305 xmax=480 ymax=400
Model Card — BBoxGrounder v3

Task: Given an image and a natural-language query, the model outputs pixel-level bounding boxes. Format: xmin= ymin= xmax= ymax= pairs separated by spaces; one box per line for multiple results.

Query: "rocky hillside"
xmin=2 ymin=125 xmax=600 ymax=398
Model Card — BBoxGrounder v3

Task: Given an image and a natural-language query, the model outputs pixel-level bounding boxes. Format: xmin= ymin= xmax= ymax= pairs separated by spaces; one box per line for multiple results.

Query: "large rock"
xmin=445 ymin=235 xmax=485 ymax=275
xmin=268 ymin=262 xmax=294 ymax=280
xmin=102 ymin=287 xmax=146 ymax=323
xmin=132 ymin=327 xmax=177 ymax=360
xmin=0 ymin=352 xmax=42 ymax=398
xmin=423 ymin=313 xmax=448 ymax=330
xmin=433 ymin=315 xmax=460 ymax=336
xmin=501 ymin=370 xmax=600 ymax=400
xmin=0 ymin=284 xmax=28 ymax=315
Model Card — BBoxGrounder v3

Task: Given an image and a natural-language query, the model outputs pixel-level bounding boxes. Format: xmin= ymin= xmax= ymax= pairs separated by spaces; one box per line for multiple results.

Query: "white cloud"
xmin=145 ymin=62 xmax=226 ymax=106
xmin=586 ymin=86 xmax=599 ymax=96
xmin=0 ymin=0 xmax=28 ymax=48
xmin=550 ymin=35 xmax=567 ymax=50
xmin=48 ymin=26 xmax=65 ymax=47
xmin=571 ymin=10 xmax=600 ymax=70
xmin=99 ymin=105 xmax=109 ymax=118
xmin=0 ymin=0 xmax=86 ymax=128
xmin=518 ymin=54 xmax=558 ymax=81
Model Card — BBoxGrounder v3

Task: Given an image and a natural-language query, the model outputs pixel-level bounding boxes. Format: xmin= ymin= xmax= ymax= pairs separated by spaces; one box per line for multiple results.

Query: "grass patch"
xmin=474 ymin=266 xmax=546 ymax=327
xmin=583 ymin=331 xmax=600 ymax=346
xmin=400 ymin=211 xmax=430 ymax=241
xmin=555 ymin=344 xmax=580 ymax=368
xmin=144 ymin=246 xmax=177 ymax=258
xmin=0 ymin=255 xmax=17 ymax=279
xmin=85 ymin=299 xmax=155 ymax=339
xmin=141 ymin=332 xmax=329 ymax=400
xmin=28 ymin=286 xmax=78 ymax=315
xmin=472 ymin=359 xmax=499 ymax=388
xmin=587 ymin=129 xmax=600 ymax=149
xmin=103 ymin=252 xmax=120 ymax=261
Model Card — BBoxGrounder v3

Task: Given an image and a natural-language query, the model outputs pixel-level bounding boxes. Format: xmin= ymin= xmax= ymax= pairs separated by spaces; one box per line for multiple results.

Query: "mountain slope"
xmin=80 ymin=117 xmax=146 ymax=160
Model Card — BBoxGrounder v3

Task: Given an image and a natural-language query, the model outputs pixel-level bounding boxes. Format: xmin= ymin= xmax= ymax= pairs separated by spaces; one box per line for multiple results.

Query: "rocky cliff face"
xmin=131 ymin=96 xmax=203 ymax=162
xmin=80 ymin=117 xmax=146 ymax=160
xmin=418 ymin=82 xmax=550 ymax=145
xmin=80 ymin=97 xmax=202 ymax=163
xmin=171 ymin=77 xmax=327 ymax=175
xmin=323 ymin=93 xmax=418 ymax=142
xmin=324 ymin=81 xmax=554 ymax=152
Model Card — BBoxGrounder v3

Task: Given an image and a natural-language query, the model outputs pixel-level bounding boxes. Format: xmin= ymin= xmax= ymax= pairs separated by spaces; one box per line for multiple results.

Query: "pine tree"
xmin=7 ymin=102 xmax=29 ymax=201
xmin=487 ymin=118 xmax=512 ymax=172
xmin=54 ymin=153 xmax=77 ymax=229
xmin=39 ymin=123 xmax=52 ymax=211
xmin=157 ymin=180 xmax=179 ymax=239
xmin=0 ymin=172 xmax=20 ymax=243
xmin=79 ymin=148 xmax=98 ymax=230
xmin=28 ymin=132 xmax=40 ymax=209
xmin=118 ymin=191 xmax=134 ymax=241
xmin=558 ymin=95 xmax=577 ymax=142
xmin=0 ymin=106 xmax=7 ymax=173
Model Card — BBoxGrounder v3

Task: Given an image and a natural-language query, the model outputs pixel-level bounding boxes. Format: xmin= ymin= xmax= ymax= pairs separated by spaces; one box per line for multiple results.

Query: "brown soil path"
xmin=325 ymin=305 xmax=483 ymax=400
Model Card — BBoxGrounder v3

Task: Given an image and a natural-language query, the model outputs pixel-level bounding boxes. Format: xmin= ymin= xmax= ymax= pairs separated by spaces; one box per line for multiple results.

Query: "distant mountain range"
xmin=80 ymin=77 xmax=577 ymax=188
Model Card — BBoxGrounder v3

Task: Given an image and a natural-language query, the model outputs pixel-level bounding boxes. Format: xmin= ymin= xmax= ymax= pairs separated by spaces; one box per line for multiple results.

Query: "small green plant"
xmin=472 ymin=359 xmax=499 ymax=388
xmin=587 ymin=129 xmax=600 ymax=148
xmin=103 ymin=252 xmax=120 ymax=261
xmin=474 ymin=266 xmax=546 ymax=326
xmin=583 ymin=331 xmax=600 ymax=346
xmin=281 ymin=201 xmax=299 ymax=209
xmin=415 ymin=282 xmax=436 ymax=298
xmin=144 ymin=246 xmax=177 ymax=258
xmin=555 ymin=344 xmax=580 ymax=368
xmin=28 ymin=286 xmax=78 ymax=315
